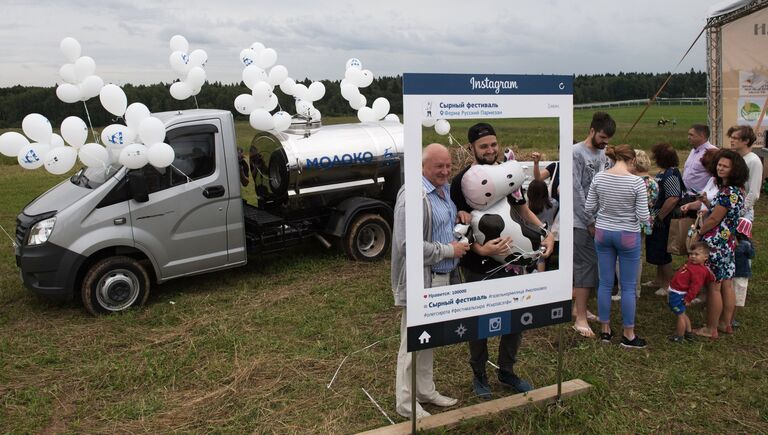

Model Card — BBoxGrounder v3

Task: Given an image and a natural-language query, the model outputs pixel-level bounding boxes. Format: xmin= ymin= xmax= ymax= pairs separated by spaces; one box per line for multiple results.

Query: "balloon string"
xmin=170 ymin=163 xmax=206 ymax=192
xmin=0 ymin=223 xmax=17 ymax=248
xmin=82 ymin=101 xmax=100 ymax=144
xmin=193 ymin=96 xmax=199 ymax=109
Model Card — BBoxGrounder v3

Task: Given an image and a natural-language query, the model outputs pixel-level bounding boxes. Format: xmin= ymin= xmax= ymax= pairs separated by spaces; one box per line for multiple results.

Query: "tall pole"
xmin=411 ymin=350 xmax=417 ymax=434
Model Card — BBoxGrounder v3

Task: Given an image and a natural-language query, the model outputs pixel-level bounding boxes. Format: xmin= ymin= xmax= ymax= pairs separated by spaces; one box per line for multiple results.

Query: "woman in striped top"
xmin=585 ymin=145 xmax=650 ymax=348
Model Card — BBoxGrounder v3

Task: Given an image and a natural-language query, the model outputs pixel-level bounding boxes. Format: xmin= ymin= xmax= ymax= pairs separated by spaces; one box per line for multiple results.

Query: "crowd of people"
xmin=389 ymin=113 xmax=761 ymax=419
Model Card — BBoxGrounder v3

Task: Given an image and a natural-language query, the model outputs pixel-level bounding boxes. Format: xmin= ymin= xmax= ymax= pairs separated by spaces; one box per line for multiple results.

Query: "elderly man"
xmin=392 ymin=143 xmax=470 ymax=419
xmin=450 ymin=122 xmax=553 ymax=400
xmin=683 ymin=124 xmax=717 ymax=195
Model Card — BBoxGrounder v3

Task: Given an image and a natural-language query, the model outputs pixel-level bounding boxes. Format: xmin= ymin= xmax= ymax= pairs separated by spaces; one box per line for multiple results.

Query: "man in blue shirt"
xmin=392 ymin=143 xmax=470 ymax=419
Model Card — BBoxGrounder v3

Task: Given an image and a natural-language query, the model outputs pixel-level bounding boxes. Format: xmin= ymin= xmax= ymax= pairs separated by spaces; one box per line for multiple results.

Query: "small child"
xmin=526 ymin=179 xmax=558 ymax=272
xmin=667 ymin=242 xmax=716 ymax=342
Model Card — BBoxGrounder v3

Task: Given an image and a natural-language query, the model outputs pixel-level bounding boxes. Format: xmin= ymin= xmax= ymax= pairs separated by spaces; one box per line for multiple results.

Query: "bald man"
xmin=391 ymin=143 xmax=470 ymax=419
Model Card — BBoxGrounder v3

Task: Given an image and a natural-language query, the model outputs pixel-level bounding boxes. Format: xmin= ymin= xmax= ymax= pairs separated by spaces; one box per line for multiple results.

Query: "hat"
xmin=736 ymin=217 xmax=752 ymax=238
xmin=468 ymin=122 xmax=496 ymax=144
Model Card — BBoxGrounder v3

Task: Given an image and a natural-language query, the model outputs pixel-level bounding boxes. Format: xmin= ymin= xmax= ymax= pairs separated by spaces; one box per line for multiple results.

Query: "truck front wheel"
xmin=81 ymin=256 xmax=150 ymax=315
xmin=344 ymin=213 xmax=391 ymax=261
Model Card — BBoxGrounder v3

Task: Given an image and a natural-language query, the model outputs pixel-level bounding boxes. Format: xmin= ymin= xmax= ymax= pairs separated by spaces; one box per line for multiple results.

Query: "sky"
xmin=1 ymin=0 xmax=732 ymax=87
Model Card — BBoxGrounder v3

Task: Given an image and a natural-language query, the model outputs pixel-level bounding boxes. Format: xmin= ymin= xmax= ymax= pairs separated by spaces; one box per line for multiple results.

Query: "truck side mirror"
xmin=127 ymin=170 xmax=149 ymax=203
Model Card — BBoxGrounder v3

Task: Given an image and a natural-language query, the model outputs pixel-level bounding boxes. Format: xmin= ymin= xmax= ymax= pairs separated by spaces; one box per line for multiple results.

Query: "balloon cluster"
xmin=168 ymin=35 xmax=208 ymax=100
xmin=423 ymin=118 xmax=452 ymax=136
xmin=55 ymin=37 xmax=105 ymax=104
xmin=97 ymin=85 xmax=175 ymax=170
xmin=0 ymin=113 xmax=82 ymax=175
xmin=340 ymin=58 xmax=396 ymax=123
xmin=235 ymin=42 xmax=325 ymax=133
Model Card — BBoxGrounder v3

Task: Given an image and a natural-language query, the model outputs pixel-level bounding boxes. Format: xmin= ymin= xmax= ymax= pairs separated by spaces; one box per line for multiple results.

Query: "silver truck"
xmin=14 ymin=109 xmax=403 ymax=315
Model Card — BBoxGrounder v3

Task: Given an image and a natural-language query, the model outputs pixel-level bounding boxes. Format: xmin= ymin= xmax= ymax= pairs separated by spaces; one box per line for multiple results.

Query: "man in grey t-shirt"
xmin=572 ymin=112 xmax=615 ymax=337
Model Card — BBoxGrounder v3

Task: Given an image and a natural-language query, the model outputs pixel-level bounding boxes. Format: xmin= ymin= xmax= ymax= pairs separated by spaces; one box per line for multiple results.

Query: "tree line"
xmin=0 ymin=71 xmax=706 ymax=128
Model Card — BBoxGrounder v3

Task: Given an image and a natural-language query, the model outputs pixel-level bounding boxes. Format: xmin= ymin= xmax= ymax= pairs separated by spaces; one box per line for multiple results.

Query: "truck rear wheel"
xmin=344 ymin=213 xmax=391 ymax=261
xmin=81 ymin=256 xmax=150 ymax=315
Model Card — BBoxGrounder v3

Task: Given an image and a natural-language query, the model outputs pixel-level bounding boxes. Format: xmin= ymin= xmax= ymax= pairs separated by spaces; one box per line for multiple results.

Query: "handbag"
xmin=685 ymin=213 xmax=704 ymax=253
xmin=667 ymin=216 xmax=695 ymax=256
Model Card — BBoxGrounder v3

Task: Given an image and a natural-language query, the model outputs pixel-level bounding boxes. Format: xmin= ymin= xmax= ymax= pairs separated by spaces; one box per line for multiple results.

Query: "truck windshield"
xmin=70 ymin=165 xmax=121 ymax=189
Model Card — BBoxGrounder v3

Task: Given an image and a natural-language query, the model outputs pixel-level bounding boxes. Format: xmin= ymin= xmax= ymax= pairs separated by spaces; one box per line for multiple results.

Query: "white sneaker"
xmin=611 ymin=294 xmax=621 ymax=301
xmin=690 ymin=297 xmax=702 ymax=305
xmin=422 ymin=393 xmax=458 ymax=407
xmin=655 ymin=287 xmax=668 ymax=296
xmin=397 ymin=403 xmax=431 ymax=419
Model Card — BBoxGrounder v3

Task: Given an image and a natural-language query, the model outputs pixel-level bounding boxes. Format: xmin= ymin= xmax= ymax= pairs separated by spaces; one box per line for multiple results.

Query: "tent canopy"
xmin=707 ymin=0 xmax=753 ymax=19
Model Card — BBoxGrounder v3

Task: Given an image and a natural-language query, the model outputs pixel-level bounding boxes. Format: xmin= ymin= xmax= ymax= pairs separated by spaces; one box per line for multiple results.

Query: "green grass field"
xmin=2 ymin=104 xmax=767 ymax=433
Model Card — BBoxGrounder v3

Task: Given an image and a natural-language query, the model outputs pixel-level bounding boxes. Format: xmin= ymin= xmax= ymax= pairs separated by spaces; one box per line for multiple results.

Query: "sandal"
xmin=693 ymin=327 xmax=719 ymax=339
xmin=586 ymin=311 xmax=599 ymax=322
xmin=717 ymin=324 xmax=733 ymax=334
xmin=572 ymin=324 xmax=594 ymax=338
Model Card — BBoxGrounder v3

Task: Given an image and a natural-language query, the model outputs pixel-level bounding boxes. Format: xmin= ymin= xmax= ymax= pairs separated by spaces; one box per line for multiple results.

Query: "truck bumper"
xmin=16 ymin=242 xmax=86 ymax=300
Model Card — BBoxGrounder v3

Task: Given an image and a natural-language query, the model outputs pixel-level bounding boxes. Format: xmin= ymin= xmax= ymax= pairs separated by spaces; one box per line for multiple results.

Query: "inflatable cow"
xmin=460 ymin=160 xmax=545 ymax=266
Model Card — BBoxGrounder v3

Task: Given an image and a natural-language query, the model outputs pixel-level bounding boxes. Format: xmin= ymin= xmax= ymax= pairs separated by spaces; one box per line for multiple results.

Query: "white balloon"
xmin=59 ymin=63 xmax=77 ymax=84
xmin=372 ymin=97 xmax=390 ymax=120
xmin=242 ymin=65 xmax=267 ymax=89
xmin=61 ymin=116 xmax=89 ymax=148
xmin=74 ymin=56 xmax=96 ymax=82
xmin=170 ymin=81 xmax=192 ymax=100
xmin=50 ymin=133 xmax=65 ymax=149
xmin=280 ymin=77 xmax=296 ymax=96
xmin=239 ymin=48 xmax=256 ymax=66
xmin=188 ymin=49 xmax=208 ymax=67
xmin=264 ymin=93 xmax=279 ymax=111
xmin=345 ymin=58 xmax=362 ymax=70
xmin=340 ymin=82 xmax=360 ymax=101
xmin=292 ymin=83 xmax=309 ymax=101
xmin=385 ymin=114 xmax=400 ymax=122
xmin=0 ymin=132 xmax=30 ymax=157
xmin=435 ymin=119 xmax=451 ymax=136
xmin=169 ymin=35 xmax=189 ymax=53
xmin=359 ymin=69 xmax=374 ymax=88
xmin=257 ymin=48 xmax=277 ymax=69
xmin=307 ymin=82 xmax=326 ymax=102
xmin=17 ymin=143 xmax=50 ymax=170
xmin=138 ymin=117 xmax=166 ymax=145
xmin=186 ymin=66 xmax=206 ymax=89
xmin=99 ymin=84 xmax=127 ymax=117
xmin=79 ymin=75 xmax=104 ymax=100
xmin=125 ymin=103 xmax=151 ymax=132
xmin=310 ymin=108 xmax=322 ymax=122
xmin=190 ymin=85 xmax=202 ymax=96
xmin=101 ymin=123 xmax=136 ymax=148
xmin=119 ymin=144 xmax=149 ymax=169
xmin=357 ymin=107 xmax=376 ymax=123
xmin=44 ymin=146 xmax=77 ymax=175
xmin=169 ymin=51 xmax=191 ymax=77
xmin=250 ymin=42 xmax=265 ymax=53
xmin=268 ymin=65 xmax=288 ymax=86
xmin=79 ymin=143 xmax=109 ymax=168
xmin=251 ymin=81 xmax=273 ymax=106
xmin=422 ymin=118 xmax=436 ymax=128
xmin=56 ymin=83 xmax=81 ymax=104
xmin=345 ymin=68 xmax=364 ymax=87
xmin=249 ymin=108 xmax=274 ymax=131
xmin=60 ymin=37 xmax=81 ymax=63
xmin=349 ymin=94 xmax=367 ymax=110
xmin=234 ymin=94 xmax=255 ymax=115
xmin=272 ymin=111 xmax=292 ymax=132
xmin=295 ymin=99 xmax=313 ymax=117
xmin=147 ymin=142 xmax=175 ymax=168
xmin=22 ymin=113 xmax=52 ymax=144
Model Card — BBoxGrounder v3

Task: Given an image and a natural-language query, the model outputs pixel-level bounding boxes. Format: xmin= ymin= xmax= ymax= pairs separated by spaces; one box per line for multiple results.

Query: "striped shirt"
xmin=423 ymin=176 xmax=458 ymax=273
xmin=585 ymin=172 xmax=650 ymax=233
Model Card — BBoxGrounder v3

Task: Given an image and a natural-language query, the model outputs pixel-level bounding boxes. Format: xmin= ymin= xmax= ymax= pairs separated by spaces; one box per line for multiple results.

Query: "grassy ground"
xmin=2 ymin=104 xmax=767 ymax=433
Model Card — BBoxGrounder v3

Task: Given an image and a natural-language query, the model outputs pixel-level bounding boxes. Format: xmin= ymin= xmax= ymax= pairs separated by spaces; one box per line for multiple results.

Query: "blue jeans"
xmin=594 ymin=229 xmax=641 ymax=328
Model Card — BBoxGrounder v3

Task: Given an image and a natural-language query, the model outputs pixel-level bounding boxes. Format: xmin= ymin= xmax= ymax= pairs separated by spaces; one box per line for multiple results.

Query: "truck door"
xmin=129 ymin=120 xmax=232 ymax=279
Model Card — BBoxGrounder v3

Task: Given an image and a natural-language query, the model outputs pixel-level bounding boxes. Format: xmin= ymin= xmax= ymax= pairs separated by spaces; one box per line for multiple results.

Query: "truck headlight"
xmin=27 ymin=217 xmax=56 ymax=246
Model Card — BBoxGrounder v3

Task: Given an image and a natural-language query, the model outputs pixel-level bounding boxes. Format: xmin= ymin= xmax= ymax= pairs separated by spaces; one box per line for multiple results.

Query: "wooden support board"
xmin=358 ymin=379 xmax=592 ymax=435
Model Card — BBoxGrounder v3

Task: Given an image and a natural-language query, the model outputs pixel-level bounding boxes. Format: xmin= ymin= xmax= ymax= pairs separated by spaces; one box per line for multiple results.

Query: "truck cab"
xmin=15 ymin=109 xmax=402 ymax=315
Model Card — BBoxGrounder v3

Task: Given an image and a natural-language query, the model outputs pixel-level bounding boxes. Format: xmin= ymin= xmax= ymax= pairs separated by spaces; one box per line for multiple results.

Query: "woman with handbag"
xmin=645 ymin=143 xmax=684 ymax=296
xmin=682 ymin=149 xmax=747 ymax=338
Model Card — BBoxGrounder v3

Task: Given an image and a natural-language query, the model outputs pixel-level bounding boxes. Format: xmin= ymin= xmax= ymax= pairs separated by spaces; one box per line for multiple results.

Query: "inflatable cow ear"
xmin=461 ymin=160 xmax=525 ymax=211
